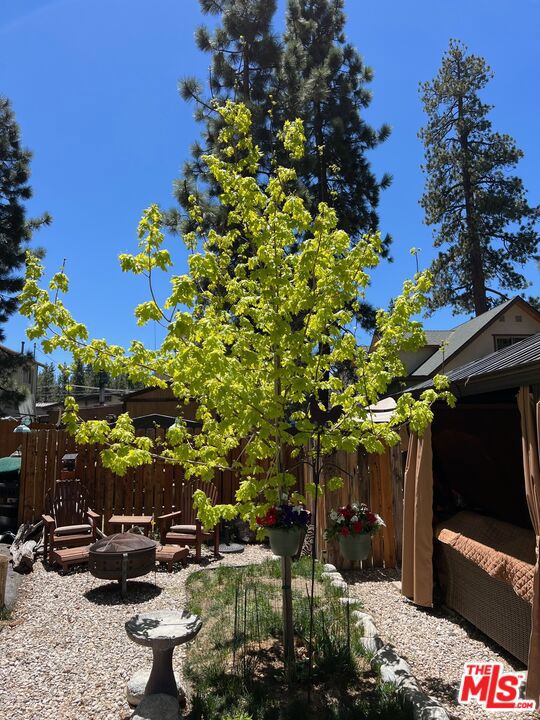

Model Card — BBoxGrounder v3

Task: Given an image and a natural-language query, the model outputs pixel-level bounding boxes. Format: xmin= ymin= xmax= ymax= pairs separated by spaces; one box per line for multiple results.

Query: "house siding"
xmin=444 ymin=309 xmax=540 ymax=371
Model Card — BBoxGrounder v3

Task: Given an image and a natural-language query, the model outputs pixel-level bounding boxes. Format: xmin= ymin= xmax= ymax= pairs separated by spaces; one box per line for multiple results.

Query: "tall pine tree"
xmin=169 ymin=0 xmax=390 ymax=330
xmin=0 ymin=96 xmax=50 ymax=412
xmin=419 ymin=40 xmax=539 ymax=316
xmin=37 ymin=362 xmax=56 ymax=403
xmin=168 ymin=0 xmax=280 ymax=237
xmin=279 ymin=0 xmax=391 ymax=247
xmin=56 ymin=365 xmax=70 ymax=402
xmin=71 ymin=359 xmax=86 ymax=388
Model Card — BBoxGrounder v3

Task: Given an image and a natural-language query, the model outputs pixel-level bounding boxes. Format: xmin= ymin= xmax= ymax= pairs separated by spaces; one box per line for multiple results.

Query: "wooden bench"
xmin=51 ymin=545 xmax=90 ymax=573
xmin=155 ymin=545 xmax=189 ymax=572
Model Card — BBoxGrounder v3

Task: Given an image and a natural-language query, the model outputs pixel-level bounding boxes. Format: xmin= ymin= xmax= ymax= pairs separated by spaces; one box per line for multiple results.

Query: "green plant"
xmin=183 ymin=562 xmax=407 ymax=720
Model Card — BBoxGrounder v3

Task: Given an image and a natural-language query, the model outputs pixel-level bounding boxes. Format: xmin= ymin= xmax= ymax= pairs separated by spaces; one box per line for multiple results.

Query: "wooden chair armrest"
xmin=157 ymin=510 xmax=182 ymax=523
xmin=87 ymin=509 xmax=101 ymax=520
xmin=42 ymin=514 xmax=55 ymax=527
xmin=157 ymin=510 xmax=182 ymax=545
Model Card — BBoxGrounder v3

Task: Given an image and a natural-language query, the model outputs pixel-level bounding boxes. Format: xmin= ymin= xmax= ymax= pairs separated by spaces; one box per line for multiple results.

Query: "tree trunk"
xmin=10 ymin=521 xmax=43 ymax=574
xmin=315 ymin=101 xmax=328 ymax=204
xmin=242 ymin=47 xmax=250 ymax=101
xmin=11 ymin=540 xmax=37 ymax=574
xmin=457 ymin=96 xmax=488 ymax=315
xmin=281 ymin=555 xmax=295 ymax=682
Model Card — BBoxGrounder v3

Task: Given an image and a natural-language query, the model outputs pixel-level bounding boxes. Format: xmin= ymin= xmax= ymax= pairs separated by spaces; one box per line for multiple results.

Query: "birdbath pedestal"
xmin=125 ymin=609 xmax=202 ymax=698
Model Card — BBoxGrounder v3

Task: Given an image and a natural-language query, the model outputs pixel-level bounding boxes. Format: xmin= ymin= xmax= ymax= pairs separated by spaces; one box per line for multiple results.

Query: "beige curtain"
xmin=517 ymin=387 xmax=540 ymax=704
xmin=401 ymin=425 xmax=433 ymax=607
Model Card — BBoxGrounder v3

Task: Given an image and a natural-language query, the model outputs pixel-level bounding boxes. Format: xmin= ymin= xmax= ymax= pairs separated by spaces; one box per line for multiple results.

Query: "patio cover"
xmin=401 ymin=426 xmax=433 ymax=607
xmin=517 ymin=387 xmax=540 ymax=704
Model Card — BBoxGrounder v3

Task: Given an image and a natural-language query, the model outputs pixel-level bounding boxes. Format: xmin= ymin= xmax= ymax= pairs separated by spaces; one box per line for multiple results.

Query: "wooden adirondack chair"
xmin=42 ymin=480 xmax=101 ymax=564
xmin=157 ymin=480 xmax=220 ymax=561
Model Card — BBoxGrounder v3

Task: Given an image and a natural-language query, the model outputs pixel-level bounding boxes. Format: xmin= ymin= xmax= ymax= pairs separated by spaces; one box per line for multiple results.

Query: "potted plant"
xmin=256 ymin=503 xmax=311 ymax=557
xmin=325 ymin=503 xmax=384 ymax=561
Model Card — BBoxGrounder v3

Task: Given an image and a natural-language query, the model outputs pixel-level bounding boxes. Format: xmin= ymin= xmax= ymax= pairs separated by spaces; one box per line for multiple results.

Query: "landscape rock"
xmin=330 ymin=579 xmax=348 ymax=593
xmin=130 ymin=693 xmax=179 ymax=720
xmin=338 ymin=596 xmax=361 ymax=606
xmin=321 ymin=571 xmax=337 ymax=580
xmin=127 ymin=669 xmax=185 ymax=707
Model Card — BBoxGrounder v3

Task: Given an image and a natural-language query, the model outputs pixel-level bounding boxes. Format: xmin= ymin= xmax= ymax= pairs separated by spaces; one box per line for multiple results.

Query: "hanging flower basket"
xmin=325 ymin=502 xmax=384 ymax=563
xmin=256 ymin=503 xmax=311 ymax=557
xmin=266 ymin=526 xmax=304 ymax=557
xmin=338 ymin=532 xmax=371 ymax=561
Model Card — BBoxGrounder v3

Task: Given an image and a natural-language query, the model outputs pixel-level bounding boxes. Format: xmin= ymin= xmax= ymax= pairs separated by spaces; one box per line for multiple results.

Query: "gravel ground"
xmin=3 ymin=551 xmax=538 ymax=720
xmin=0 ymin=544 xmax=273 ymax=720
xmin=345 ymin=568 xmax=538 ymax=720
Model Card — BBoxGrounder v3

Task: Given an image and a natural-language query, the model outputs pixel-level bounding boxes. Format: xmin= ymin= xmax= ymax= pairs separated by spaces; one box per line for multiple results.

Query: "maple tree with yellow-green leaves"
xmin=21 ymin=101 xmax=451 ymax=531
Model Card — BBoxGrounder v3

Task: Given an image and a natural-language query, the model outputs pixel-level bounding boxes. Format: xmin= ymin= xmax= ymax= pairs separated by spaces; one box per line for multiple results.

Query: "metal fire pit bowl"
xmin=89 ymin=533 xmax=157 ymax=597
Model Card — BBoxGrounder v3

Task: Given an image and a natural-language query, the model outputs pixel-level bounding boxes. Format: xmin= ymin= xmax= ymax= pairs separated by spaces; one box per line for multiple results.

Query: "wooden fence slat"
xmin=369 ymin=454 xmax=384 ymax=568
xmin=143 ymin=461 xmax=154 ymax=516
xmin=173 ymin=466 xmax=183 ymax=511
xmin=133 ymin=466 xmax=144 ymax=515
xmin=23 ymin=433 xmax=38 ymax=524
xmin=378 ymin=450 xmax=396 ymax=568
xmin=163 ymin=463 xmax=173 ymax=512
xmin=153 ymin=463 xmax=165 ymax=518
xmin=17 ymin=432 xmax=31 ymax=525
xmin=391 ymin=444 xmax=405 ymax=568
xmin=104 ymin=466 xmax=115 ymax=530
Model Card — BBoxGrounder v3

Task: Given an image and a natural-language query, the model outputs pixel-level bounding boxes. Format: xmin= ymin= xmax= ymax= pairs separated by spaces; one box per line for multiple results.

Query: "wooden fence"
xmin=0 ymin=420 xmax=56 ymax=457
xmin=313 ymin=446 xmax=403 ymax=570
xmin=14 ymin=427 xmax=247 ymax=534
xmin=4 ymin=422 xmax=403 ymax=568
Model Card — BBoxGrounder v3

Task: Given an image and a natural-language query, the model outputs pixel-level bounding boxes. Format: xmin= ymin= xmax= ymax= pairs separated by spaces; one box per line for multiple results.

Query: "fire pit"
xmin=89 ymin=533 xmax=157 ymax=597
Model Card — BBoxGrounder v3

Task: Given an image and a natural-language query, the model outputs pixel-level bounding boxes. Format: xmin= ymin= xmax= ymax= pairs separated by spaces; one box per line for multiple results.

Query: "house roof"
xmin=408 ymin=332 xmax=540 ymax=397
xmin=0 ymin=344 xmax=46 ymax=368
xmin=423 ymin=330 xmax=451 ymax=346
xmin=122 ymin=385 xmax=172 ymax=400
xmin=410 ymin=297 xmax=540 ymax=378
xmin=131 ymin=413 xmax=201 ymax=429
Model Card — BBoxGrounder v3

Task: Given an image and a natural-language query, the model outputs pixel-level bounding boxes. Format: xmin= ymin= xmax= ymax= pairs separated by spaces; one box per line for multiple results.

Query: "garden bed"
xmin=184 ymin=558 xmax=409 ymax=720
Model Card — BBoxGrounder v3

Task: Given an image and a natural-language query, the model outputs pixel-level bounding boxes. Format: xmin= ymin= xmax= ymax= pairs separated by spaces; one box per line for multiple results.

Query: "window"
xmin=493 ymin=335 xmax=530 ymax=351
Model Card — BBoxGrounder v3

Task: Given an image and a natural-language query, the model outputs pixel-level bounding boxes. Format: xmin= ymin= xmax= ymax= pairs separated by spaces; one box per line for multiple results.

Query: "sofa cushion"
xmin=435 ymin=511 xmax=535 ymax=603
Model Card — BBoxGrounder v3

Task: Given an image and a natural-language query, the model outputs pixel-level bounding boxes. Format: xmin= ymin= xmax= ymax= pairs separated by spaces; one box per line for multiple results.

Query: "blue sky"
xmin=1 ymin=0 xmax=539 ymax=368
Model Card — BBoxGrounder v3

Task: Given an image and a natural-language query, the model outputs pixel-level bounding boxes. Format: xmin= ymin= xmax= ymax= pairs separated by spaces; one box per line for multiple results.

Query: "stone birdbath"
xmin=125 ymin=609 xmax=202 ymax=700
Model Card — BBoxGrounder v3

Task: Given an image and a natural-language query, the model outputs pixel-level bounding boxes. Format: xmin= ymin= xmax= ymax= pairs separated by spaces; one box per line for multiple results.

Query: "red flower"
xmin=265 ymin=507 xmax=278 ymax=527
xmin=340 ymin=527 xmax=350 ymax=536
xmin=256 ymin=516 xmax=265 ymax=526
xmin=352 ymin=521 xmax=363 ymax=534
xmin=366 ymin=512 xmax=377 ymax=525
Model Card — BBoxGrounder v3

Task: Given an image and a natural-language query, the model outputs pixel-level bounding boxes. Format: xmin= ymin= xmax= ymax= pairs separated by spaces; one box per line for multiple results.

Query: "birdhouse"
xmin=60 ymin=452 xmax=79 ymax=480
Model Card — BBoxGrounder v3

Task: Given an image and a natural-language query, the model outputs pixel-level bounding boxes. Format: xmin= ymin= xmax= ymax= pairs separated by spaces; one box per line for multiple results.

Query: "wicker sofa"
xmin=434 ymin=511 xmax=535 ymax=665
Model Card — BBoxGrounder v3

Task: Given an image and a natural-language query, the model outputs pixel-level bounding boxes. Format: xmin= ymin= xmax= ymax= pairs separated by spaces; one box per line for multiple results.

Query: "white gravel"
xmin=0 ymin=544 xmax=272 ymax=720
xmin=345 ymin=568 xmax=538 ymax=720
xmin=4 ymin=551 xmax=537 ymax=720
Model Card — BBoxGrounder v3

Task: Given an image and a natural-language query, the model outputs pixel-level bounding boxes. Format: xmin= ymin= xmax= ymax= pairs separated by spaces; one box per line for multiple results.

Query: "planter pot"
xmin=267 ymin=526 xmax=303 ymax=557
xmin=338 ymin=533 xmax=371 ymax=562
